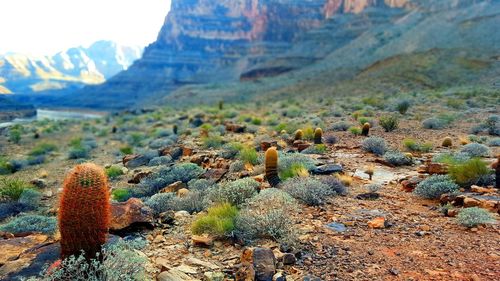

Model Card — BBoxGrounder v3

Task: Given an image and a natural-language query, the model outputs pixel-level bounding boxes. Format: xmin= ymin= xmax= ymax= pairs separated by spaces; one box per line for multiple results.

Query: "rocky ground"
xmin=0 ymin=95 xmax=499 ymax=281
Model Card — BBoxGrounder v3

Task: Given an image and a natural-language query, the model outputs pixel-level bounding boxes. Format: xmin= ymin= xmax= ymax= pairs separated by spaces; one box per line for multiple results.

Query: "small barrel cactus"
xmin=173 ymin=124 xmax=178 ymax=135
xmin=265 ymin=147 xmax=280 ymax=187
xmin=442 ymin=137 xmax=452 ymax=147
xmin=314 ymin=128 xmax=323 ymax=144
xmin=294 ymin=130 xmax=303 ymax=141
xmin=362 ymin=123 xmax=370 ymax=137
xmin=59 ymin=163 xmax=110 ymax=260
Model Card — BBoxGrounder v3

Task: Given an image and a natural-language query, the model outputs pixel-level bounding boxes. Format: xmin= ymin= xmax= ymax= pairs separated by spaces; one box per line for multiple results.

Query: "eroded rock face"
xmin=110 ymin=198 xmax=154 ymax=231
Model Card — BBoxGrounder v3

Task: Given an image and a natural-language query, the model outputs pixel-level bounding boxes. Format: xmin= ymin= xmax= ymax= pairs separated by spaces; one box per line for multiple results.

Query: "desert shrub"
xmin=120 ymin=146 xmax=133 ymax=155
xmin=365 ymin=183 xmax=382 ymax=194
xmin=331 ymin=121 xmax=351 ymax=131
xmin=488 ymin=138 xmax=500 ymax=146
xmin=126 ymin=132 xmax=145 ymax=147
xmin=238 ymin=146 xmax=259 ymax=165
xmin=112 ymin=188 xmax=131 ymax=202
xmin=319 ymin=177 xmax=348 ymax=195
xmin=468 ymin=134 xmax=488 ymax=144
xmin=0 ymin=202 xmax=27 ymax=221
xmin=379 ymin=115 xmax=399 ymax=132
xmin=221 ymin=142 xmax=244 ymax=159
xmin=348 ymin=126 xmax=362 ymax=135
xmin=68 ymin=146 xmax=90 ymax=159
xmin=362 ymin=137 xmax=387 ymax=156
xmin=0 ymin=178 xmax=34 ymax=201
xmin=413 ymin=175 xmax=459 ymax=199
xmin=422 ymin=118 xmax=446 ymax=130
xmin=323 ymin=133 xmax=338 ymax=145
xmin=137 ymin=163 xmax=204 ymax=197
xmin=460 ymin=143 xmax=490 ymax=157
xmin=278 ymin=153 xmax=316 ymax=180
xmin=9 ymin=129 xmax=22 ymax=144
xmin=106 ymin=166 xmax=124 ymax=179
xmin=145 ymin=193 xmax=175 ymax=216
xmin=0 ymin=215 xmax=56 ymax=235
xmin=33 ymin=238 xmax=149 ymax=281
xmin=202 ymin=135 xmax=224 ymax=149
xmin=149 ymin=138 xmax=174 ymax=149
xmin=236 ymin=189 xmax=298 ymax=246
xmin=448 ymin=158 xmax=491 ymax=186
xmin=148 ymin=156 xmax=173 ymax=166
xmin=0 ymin=157 xmax=13 ymax=175
xmin=209 ymin=178 xmax=258 ymax=206
xmin=432 ymin=152 xmax=470 ymax=164
xmin=456 ymin=207 xmax=495 ymax=228
xmin=282 ymin=177 xmax=333 ymax=206
xmin=29 ymin=143 xmax=57 ymax=156
xmin=395 ymin=99 xmax=411 ymax=114
xmin=403 ymin=138 xmax=433 ymax=153
xmin=27 ymin=155 xmax=45 ymax=166
xmin=191 ymin=203 xmax=238 ymax=237
xmin=358 ymin=117 xmax=374 ymax=127
xmin=302 ymin=127 xmax=315 ymax=140
xmin=18 ymin=189 xmax=42 ymax=210
xmin=171 ymin=190 xmax=209 ymax=214
xmin=188 ymin=179 xmax=215 ymax=191
xmin=384 ymin=151 xmax=413 ymax=166
xmin=301 ymin=144 xmax=327 ymax=155
xmin=485 ymin=115 xmax=500 ymax=136
xmin=9 ymin=159 xmax=28 ymax=172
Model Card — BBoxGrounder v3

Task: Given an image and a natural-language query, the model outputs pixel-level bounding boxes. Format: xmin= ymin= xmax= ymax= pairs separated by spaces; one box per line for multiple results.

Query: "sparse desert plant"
xmin=191 ymin=203 xmax=238 ymax=237
xmin=457 ymin=207 xmax=495 ymax=228
xmin=18 ymin=188 xmax=42 ymax=210
xmin=238 ymin=146 xmax=259 ymax=165
xmin=265 ymin=147 xmax=281 ymax=187
xmin=59 ymin=163 xmax=110 ymax=260
xmin=332 ymin=121 xmax=351 ymax=131
xmin=148 ymin=155 xmax=173 ymax=166
xmin=235 ymin=188 xmax=298 ymax=246
xmin=29 ymin=143 xmax=58 ymax=156
xmin=202 ymin=135 xmax=224 ymax=148
xmin=282 ymin=177 xmax=333 ymax=206
xmin=362 ymin=137 xmax=387 ymax=156
xmin=0 ymin=178 xmax=35 ymax=201
xmin=379 ymin=115 xmax=399 ymax=132
xmin=171 ymin=190 xmax=209 ymax=213
xmin=188 ymin=179 xmax=215 ymax=191
xmin=365 ymin=183 xmax=382 ymax=194
xmin=460 ymin=143 xmax=490 ymax=157
xmin=0 ymin=214 xmax=56 ymax=235
xmin=209 ymin=178 xmax=258 ymax=206
xmin=364 ymin=164 xmax=375 ymax=180
xmin=145 ymin=193 xmax=175 ymax=215
xmin=106 ymin=166 xmax=124 ymax=179
xmin=120 ymin=146 xmax=133 ymax=155
xmin=413 ymin=175 xmax=459 ymax=199
xmin=384 ymin=151 xmax=413 ymax=166
xmin=395 ymin=99 xmax=411 ymax=114
xmin=403 ymin=138 xmax=433 ymax=153
xmin=319 ymin=176 xmax=348 ymax=195
xmin=422 ymin=118 xmax=446 ymax=130
xmin=302 ymin=127 xmax=315 ymax=140
xmin=349 ymin=126 xmax=362 ymax=135
xmin=0 ymin=157 xmax=13 ymax=175
xmin=442 ymin=137 xmax=453 ymax=147
xmin=9 ymin=129 xmax=22 ymax=144
xmin=448 ymin=158 xmax=491 ymax=186
xmin=137 ymin=163 xmax=204 ymax=197
xmin=301 ymin=144 xmax=327 ymax=155
xmin=323 ymin=133 xmax=338 ymax=145
xmin=221 ymin=142 xmax=244 ymax=159
xmin=432 ymin=152 xmax=470 ymax=164
xmin=111 ymin=188 xmax=131 ymax=202
xmin=336 ymin=174 xmax=353 ymax=186
xmin=488 ymin=138 xmax=500 ymax=147
xmin=314 ymin=128 xmax=323 ymax=144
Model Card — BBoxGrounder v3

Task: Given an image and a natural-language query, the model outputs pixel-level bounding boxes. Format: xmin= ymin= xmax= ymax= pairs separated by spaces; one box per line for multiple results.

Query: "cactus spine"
xmin=361 ymin=123 xmax=370 ymax=137
xmin=314 ymin=128 xmax=323 ymax=144
xmin=265 ymin=147 xmax=280 ymax=187
xmin=59 ymin=163 xmax=110 ymax=260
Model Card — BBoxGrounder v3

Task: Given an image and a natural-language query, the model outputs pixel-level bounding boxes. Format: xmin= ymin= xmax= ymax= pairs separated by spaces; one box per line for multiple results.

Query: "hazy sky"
xmin=0 ymin=0 xmax=171 ymax=56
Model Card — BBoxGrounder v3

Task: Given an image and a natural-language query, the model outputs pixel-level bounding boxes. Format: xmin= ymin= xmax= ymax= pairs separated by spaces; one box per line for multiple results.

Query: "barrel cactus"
xmin=265 ymin=147 xmax=280 ymax=187
xmin=362 ymin=123 xmax=370 ymax=137
xmin=314 ymin=128 xmax=323 ymax=144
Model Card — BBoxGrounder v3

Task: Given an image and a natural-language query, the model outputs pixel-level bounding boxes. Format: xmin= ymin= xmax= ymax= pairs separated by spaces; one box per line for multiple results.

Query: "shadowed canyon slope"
xmin=42 ymin=0 xmax=500 ymax=108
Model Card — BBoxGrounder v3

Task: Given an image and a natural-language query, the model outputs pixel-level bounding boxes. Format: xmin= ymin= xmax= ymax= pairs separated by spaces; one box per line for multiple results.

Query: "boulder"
xmin=192 ymin=235 xmax=213 ymax=247
xmin=128 ymin=171 xmax=152 ymax=184
xmin=240 ymin=247 xmax=276 ymax=281
xmin=157 ymin=268 xmax=193 ymax=281
xmin=311 ymin=164 xmax=343 ymax=175
xmin=161 ymin=181 xmax=188 ymax=193
xmin=123 ymin=154 xmax=149 ymax=168
xmin=367 ymin=217 xmax=386 ymax=229
xmin=110 ymin=198 xmax=154 ymax=231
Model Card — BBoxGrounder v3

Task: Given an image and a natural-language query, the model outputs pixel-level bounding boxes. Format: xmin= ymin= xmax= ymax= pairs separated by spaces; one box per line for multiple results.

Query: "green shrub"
xmin=9 ymin=129 xmax=21 ymax=144
xmin=209 ymin=178 xmax=258 ymax=206
xmin=29 ymin=143 xmax=58 ymax=156
xmin=456 ymin=207 xmax=495 ymax=228
xmin=358 ymin=117 xmax=373 ymax=126
xmin=120 ymin=146 xmax=133 ymax=155
xmin=112 ymin=188 xmax=131 ymax=202
xmin=384 ymin=151 xmax=413 ymax=166
xmin=18 ymin=189 xmax=42 ymax=209
xmin=460 ymin=143 xmax=490 ymax=157
xmin=403 ymin=138 xmax=432 ymax=152
xmin=282 ymin=177 xmax=333 ymax=206
xmin=422 ymin=118 xmax=446 ymax=130
xmin=222 ymin=142 xmax=244 ymax=159
xmin=106 ymin=166 xmax=124 ymax=179
xmin=413 ymin=175 xmax=459 ymax=199
xmin=236 ymin=189 xmax=298 ymax=246
xmin=379 ymin=115 xmax=399 ymax=132
xmin=0 ymin=178 xmax=35 ymax=200
xmin=68 ymin=146 xmax=90 ymax=159
xmin=251 ymin=118 xmax=262 ymax=125
xmin=332 ymin=121 xmax=351 ymax=131
xmin=0 ymin=215 xmax=56 ymax=235
xmin=171 ymin=190 xmax=209 ymax=214
xmin=395 ymin=99 xmax=411 ymax=114
xmin=432 ymin=152 xmax=470 ymax=165
xmin=362 ymin=137 xmax=387 ymax=156
xmin=448 ymin=158 xmax=491 ymax=186
xmin=348 ymin=126 xmax=362 ymax=135
xmin=278 ymin=153 xmax=316 ymax=180
xmin=202 ymin=135 xmax=224 ymax=149
xmin=0 ymin=157 xmax=13 ymax=175
xmin=145 ymin=193 xmax=175 ymax=216
xmin=238 ymin=146 xmax=259 ymax=165
xmin=301 ymin=144 xmax=327 ymax=155
xmin=191 ymin=203 xmax=238 ymax=237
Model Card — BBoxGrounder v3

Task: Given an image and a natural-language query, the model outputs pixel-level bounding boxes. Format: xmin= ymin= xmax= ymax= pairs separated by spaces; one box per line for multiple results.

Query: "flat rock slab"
xmin=325 ymin=222 xmax=347 ymax=232
xmin=353 ymin=167 xmax=397 ymax=184
xmin=312 ymin=164 xmax=343 ymax=175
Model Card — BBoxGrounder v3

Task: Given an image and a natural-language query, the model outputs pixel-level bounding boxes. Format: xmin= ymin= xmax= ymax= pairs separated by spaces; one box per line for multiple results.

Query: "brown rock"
xmin=0 ymin=231 xmax=15 ymax=239
xmin=281 ymin=253 xmax=296 ymax=265
xmin=235 ymin=262 xmax=256 ymax=281
xmin=0 ymin=234 xmax=48 ymax=265
xmin=368 ymin=217 xmax=386 ymax=229
xmin=192 ymin=235 xmax=213 ymax=247
xmin=128 ymin=171 xmax=152 ymax=184
xmin=418 ymin=162 xmax=448 ymax=175
xmin=401 ymin=177 xmax=423 ymax=192
xmin=177 ymin=188 xmax=190 ymax=197
xmin=110 ymin=198 xmax=154 ymax=231
xmin=261 ymin=141 xmax=278 ymax=152
xmin=203 ymin=168 xmax=227 ymax=182
xmin=160 ymin=181 xmax=187 ymax=193
xmin=191 ymin=154 xmax=210 ymax=166
xmin=182 ymin=147 xmax=194 ymax=156
xmin=447 ymin=209 xmax=459 ymax=217
xmin=471 ymin=185 xmax=497 ymax=194
xmin=463 ymin=197 xmax=481 ymax=208
xmin=240 ymin=247 xmax=276 ymax=281
xmin=225 ymin=123 xmax=246 ymax=133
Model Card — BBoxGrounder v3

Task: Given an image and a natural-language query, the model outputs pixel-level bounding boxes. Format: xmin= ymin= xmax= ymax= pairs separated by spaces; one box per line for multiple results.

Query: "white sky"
xmin=0 ymin=0 xmax=171 ymax=56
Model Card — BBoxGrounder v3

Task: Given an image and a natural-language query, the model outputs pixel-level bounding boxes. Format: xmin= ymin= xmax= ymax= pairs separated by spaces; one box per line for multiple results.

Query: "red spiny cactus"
xmin=59 ymin=163 xmax=110 ymax=260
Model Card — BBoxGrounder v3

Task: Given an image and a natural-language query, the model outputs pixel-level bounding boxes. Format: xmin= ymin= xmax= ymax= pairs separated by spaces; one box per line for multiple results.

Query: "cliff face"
xmin=68 ymin=0 xmax=498 ymax=109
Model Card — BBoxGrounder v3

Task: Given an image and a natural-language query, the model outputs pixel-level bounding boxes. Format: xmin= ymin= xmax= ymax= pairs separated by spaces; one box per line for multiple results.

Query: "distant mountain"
xmin=0 ymin=41 xmax=143 ymax=95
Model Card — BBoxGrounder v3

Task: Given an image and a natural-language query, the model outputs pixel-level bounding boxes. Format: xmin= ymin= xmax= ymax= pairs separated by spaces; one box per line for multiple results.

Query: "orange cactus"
xmin=314 ymin=128 xmax=323 ymax=144
xmin=362 ymin=123 xmax=370 ymax=137
xmin=59 ymin=163 xmax=110 ymax=260
xmin=265 ymin=147 xmax=280 ymax=187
